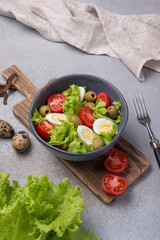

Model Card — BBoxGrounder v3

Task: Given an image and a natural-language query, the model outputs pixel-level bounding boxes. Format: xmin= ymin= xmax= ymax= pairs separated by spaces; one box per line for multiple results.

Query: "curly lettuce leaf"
xmin=31 ymin=108 xmax=46 ymax=125
xmin=1 ymin=173 xmax=100 ymax=240
xmin=46 ymin=227 xmax=102 ymax=240
xmin=68 ymin=138 xmax=94 ymax=153
xmin=48 ymin=121 xmax=77 ymax=148
xmin=62 ymin=85 xmax=82 ymax=119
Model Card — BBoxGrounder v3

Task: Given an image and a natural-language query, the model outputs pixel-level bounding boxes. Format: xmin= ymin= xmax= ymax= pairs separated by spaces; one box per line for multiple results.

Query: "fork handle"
xmin=154 ymin=147 xmax=160 ymax=168
xmin=150 ymin=139 xmax=160 ymax=168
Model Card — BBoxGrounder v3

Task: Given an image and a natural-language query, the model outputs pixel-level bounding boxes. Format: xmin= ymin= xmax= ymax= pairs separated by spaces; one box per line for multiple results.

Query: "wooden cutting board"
xmin=2 ymin=65 xmax=151 ymax=204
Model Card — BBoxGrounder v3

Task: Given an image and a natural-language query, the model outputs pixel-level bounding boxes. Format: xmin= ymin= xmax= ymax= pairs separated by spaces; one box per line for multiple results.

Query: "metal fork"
xmin=132 ymin=93 xmax=160 ymax=168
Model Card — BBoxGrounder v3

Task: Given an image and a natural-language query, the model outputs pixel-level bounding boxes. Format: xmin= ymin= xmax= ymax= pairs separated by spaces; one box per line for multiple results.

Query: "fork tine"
xmin=132 ymin=95 xmax=141 ymax=118
xmin=138 ymin=93 xmax=148 ymax=118
xmin=136 ymin=93 xmax=144 ymax=118
xmin=132 ymin=93 xmax=148 ymax=119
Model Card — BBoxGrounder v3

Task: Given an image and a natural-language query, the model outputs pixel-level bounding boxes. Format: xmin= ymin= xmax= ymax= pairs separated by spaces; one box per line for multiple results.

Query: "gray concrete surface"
xmin=0 ymin=1 xmax=160 ymax=240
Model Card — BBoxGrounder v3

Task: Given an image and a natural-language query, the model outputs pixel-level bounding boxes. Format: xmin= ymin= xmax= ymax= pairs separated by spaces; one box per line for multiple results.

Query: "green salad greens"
xmin=92 ymin=100 xmax=122 ymax=124
xmin=31 ymin=84 xmax=122 ymax=153
xmin=112 ymin=101 xmax=122 ymax=124
xmin=48 ymin=121 xmax=77 ymax=148
xmin=0 ymin=172 xmax=102 ymax=240
xmin=92 ymin=100 xmax=108 ymax=119
xmin=68 ymin=138 xmax=94 ymax=153
xmin=31 ymin=108 xmax=46 ymax=124
xmin=62 ymin=85 xmax=82 ymax=120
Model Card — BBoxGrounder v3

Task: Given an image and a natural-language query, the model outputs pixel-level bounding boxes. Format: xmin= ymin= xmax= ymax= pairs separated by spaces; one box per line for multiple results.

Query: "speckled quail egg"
xmin=46 ymin=113 xmax=67 ymax=126
xmin=12 ymin=131 xmax=30 ymax=153
xmin=0 ymin=120 xmax=14 ymax=138
xmin=77 ymin=125 xmax=95 ymax=145
xmin=93 ymin=118 xmax=114 ymax=134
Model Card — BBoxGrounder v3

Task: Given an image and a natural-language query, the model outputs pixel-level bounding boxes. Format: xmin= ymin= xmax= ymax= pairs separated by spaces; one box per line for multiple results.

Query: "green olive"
xmin=84 ymin=91 xmax=97 ymax=102
xmin=62 ymin=90 xmax=68 ymax=97
xmin=107 ymin=105 xmax=118 ymax=119
xmin=39 ymin=105 xmax=51 ymax=116
xmin=84 ymin=102 xmax=96 ymax=108
xmin=69 ymin=115 xmax=82 ymax=128
xmin=92 ymin=138 xmax=104 ymax=150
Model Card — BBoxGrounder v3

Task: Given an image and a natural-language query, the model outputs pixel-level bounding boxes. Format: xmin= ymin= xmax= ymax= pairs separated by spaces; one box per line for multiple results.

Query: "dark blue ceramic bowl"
xmin=29 ymin=74 xmax=128 ymax=161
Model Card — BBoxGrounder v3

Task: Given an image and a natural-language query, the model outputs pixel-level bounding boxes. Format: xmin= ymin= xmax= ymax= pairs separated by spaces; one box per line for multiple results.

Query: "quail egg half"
xmin=93 ymin=118 xmax=114 ymax=134
xmin=46 ymin=113 xmax=67 ymax=126
xmin=77 ymin=125 xmax=95 ymax=145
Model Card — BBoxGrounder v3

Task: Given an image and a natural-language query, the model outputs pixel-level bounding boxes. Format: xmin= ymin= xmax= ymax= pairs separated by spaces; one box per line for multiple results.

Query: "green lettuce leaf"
xmin=0 ymin=173 xmax=102 ymax=240
xmin=92 ymin=100 xmax=108 ymax=120
xmin=46 ymin=227 xmax=102 ymax=240
xmin=31 ymin=108 xmax=46 ymax=125
xmin=112 ymin=101 xmax=122 ymax=124
xmin=112 ymin=101 xmax=121 ymax=111
xmin=68 ymin=138 xmax=94 ymax=153
xmin=62 ymin=85 xmax=82 ymax=119
xmin=48 ymin=121 xmax=77 ymax=148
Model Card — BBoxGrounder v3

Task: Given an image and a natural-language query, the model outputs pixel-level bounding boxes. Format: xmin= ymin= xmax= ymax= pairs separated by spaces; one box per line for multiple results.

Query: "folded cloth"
xmin=0 ymin=0 xmax=160 ymax=80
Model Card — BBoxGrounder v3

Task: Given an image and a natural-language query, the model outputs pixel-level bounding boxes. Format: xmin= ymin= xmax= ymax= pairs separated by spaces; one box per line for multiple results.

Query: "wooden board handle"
xmin=1 ymin=65 xmax=39 ymax=98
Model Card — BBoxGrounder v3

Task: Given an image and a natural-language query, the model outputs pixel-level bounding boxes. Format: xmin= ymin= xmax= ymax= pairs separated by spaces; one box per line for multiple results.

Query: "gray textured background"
xmin=0 ymin=1 xmax=160 ymax=239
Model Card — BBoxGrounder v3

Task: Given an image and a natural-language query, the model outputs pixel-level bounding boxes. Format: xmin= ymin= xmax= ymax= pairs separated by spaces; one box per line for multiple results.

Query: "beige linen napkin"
xmin=0 ymin=0 xmax=160 ymax=80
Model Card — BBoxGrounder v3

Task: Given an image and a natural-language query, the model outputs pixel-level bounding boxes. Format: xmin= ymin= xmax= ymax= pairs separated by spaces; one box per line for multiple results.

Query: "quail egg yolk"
xmin=98 ymin=122 xmax=112 ymax=133
xmin=82 ymin=129 xmax=94 ymax=141
xmin=52 ymin=114 xmax=66 ymax=121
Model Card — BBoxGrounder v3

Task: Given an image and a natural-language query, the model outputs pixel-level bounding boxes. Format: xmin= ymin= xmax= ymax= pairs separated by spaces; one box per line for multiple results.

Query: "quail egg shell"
xmin=46 ymin=113 xmax=66 ymax=126
xmin=93 ymin=118 xmax=114 ymax=134
xmin=77 ymin=125 xmax=95 ymax=145
xmin=79 ymin=86 xmax=85 ymax=102
xmin=0 ymin=120 xmax=14 ymax=138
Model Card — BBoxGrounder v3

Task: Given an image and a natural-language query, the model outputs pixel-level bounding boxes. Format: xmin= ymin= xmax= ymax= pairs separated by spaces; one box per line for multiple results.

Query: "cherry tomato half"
xmin=79 ymin=106 xmax=94 ymax=128
xmin=102 ymin=174 xmax=128 ymax=195
xmin=47 ymin=93 xmax=66 ymax=113
xmin=104 ymin=149 xmax=128 ymax=173
xmin=97 ymin=92 xmax=110 ymax=109
xmin=36 ymin=120 xmax=54 ymax=139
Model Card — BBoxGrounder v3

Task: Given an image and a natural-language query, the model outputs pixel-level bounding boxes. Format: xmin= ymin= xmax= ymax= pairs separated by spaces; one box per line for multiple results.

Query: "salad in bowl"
xmin=29 ymin=74 xmax=128 ymax=161
xmin=32 ymin=84 xmax=121 ymax=152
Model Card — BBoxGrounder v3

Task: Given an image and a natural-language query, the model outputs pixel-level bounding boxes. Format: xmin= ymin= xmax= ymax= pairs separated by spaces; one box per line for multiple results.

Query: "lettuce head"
xmin=0 ymin=172 xmax=102 ymax=240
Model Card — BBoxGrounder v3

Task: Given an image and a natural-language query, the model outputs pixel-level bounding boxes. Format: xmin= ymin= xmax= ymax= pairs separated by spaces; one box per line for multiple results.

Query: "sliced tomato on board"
xmin=104 ymin=149 xmax=128 ymax=173
xmin=47 ymin=93 xmax=66 ymax=113
xmin=36 ymin=120 xmax=54 ymax=139
xmin=102 ymin=173 xmax=128 ymax=195
xmin=79 ymin=106 xmax=94 ymax=128
xmin=97 ymin=92 xmax=110 ymax=109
